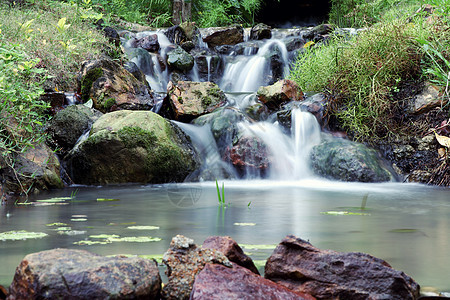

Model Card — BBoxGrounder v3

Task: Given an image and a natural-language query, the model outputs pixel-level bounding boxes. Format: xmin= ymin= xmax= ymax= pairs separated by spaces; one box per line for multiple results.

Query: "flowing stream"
xmin=0 ymin=28 xmax=449 ymax=295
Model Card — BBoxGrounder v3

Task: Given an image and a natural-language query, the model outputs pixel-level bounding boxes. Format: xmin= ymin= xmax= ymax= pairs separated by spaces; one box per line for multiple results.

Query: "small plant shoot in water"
xmin=215 ymin=179 xmax=225 ymax=205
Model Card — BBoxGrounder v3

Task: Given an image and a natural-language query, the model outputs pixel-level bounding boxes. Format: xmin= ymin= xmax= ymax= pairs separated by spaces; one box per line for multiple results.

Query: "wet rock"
xmin=203 ymin=236 xmax=259 ymax=274
xmin=410 ymin=82 xmax=447 ymax=114
xmin=162 ymin=235 xmax=231 ymax=300
xmin=299 ymin=93 xmax=326 ymax=126
xmin=191 ymin=49 xmax=221 ymax=80
xmin=127 ymin=47 xmax=166 ymax=76
xmin=124 ymin=61 xmax=148 ymax=84
xmin=7 ymin=248 xmax=161 ymax=299
xmin=310 ymin=138 xmax=393 ymax=182
xmin=102 ymin=26 xmax=120 ymax=48
xmin=39 ymin=92 xmax=66 ymax=115
xmin=257 ymin=79 xmax=304 ymax=110
xmin=250 ymin=23 xmax=272 ymax=40
xmin=79 ymin=58 xmax=155 ymax=113
xmin=283 ymin=36 xmax=305 ymax=51
xmin=66 ymin=110 xmax=199 ymax=184
xmin=136 ymin=34 xmax=160 ymax=52
xmin=164 ymin=81 xmax=226 ymax=122
xmin=265 ymin=235 xmax=420 ymax=300
xmin=224 ymin=136 xmax=271 ymax=178
xmin=215 ymin=44 xmax=235 ymax=55
xmin=233 ymin=41 xmax=261 ymax=55
xmin=46 ymin=104 xmax=103 ymax=154
xmin=167 ymin=46 xmax=194 ymax=72
xmin=268 ymin=45 xmax=286 ymax=83
xmin=193 ymin=107 xmax=245 ymax=156
xmin=0 ymin=285 xmax=6 ymax=300
xmin=191 ymin=263 xmax=315 ymax=300
xmin=165 ymin=25 xmax=188 ymax=45
xmin=1 ymin=143 xmax=64 ymax=194
xmin=303 ymin=24 xmax=334 ymax=40
xmin=201 ymin=25 xmax=244 ymax=48
xmin=246 ymin=102 xmax=270 ymax=121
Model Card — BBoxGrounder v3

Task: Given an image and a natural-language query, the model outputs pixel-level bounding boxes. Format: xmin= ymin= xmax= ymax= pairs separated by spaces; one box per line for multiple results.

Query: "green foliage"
xmin=215 ymin=179 xmax=225 ymax=205
xmin=193 ymin=0 xmax=263 ymax=27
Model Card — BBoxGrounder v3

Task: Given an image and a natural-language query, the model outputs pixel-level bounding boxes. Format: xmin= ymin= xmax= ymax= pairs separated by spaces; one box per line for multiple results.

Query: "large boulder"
xmin=191 ymin=263 xmax=315 ymax=300
xmin=7 ymin=248 xmax=161 ymax=299
xmin=257 ymin=79 xmax=304 ymax=110
xmin=1 ymin=143 xmax=64 ymax=194
xmin=201 ymin=25 xmax=244 ymax=48
xmin=162 ymin=235 xmax=231 ymax=300
xmin=79 ymin=58 xmax=155 ymax=113
xmin=66 ymin=110 xmax=199 ymax=184
xmin=203 ymin=236 xmax=259 ymax=274
xmin=265 ymin=236 xmax=420 ymax=300
xmin=164 ymin=81 xmax=226 ymax=122
xmin=167 ymin=46 xmax=194 ymax=72
xmin=135 ymin=34 xmax=160 ymax=52
xmin=310 ymin=138 xmax=393 ymax=182
xmin=46 ymin=104 xmax=103 ymax=153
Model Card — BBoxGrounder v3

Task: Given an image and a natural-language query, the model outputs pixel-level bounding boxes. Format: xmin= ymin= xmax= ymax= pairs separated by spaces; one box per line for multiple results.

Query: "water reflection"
xmin=1 ymin=180 xmax=449 ymax=293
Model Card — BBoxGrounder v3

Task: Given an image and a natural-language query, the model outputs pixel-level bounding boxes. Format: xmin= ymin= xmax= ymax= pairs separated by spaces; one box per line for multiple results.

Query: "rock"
xmin=191 ymin=263 xmax=315 ymax=300
xmin=46 ymin=104 xmax=103 ymax=153
xmin=79 ymin=58 xmax=155 ymax=113
xmin=224 ymin=136 xmax=271 ymax=178
xmin=127 ymin=47 xmax=166 ymax=76
xmin=257 ymin=79 xmax=304 ymax=110
xmin=232 ymin=41 xmax=261 ymax=55
xmin=165 ymin=81 xmax=226 ymax=122
xmin=298 ymin=93 xmax=326 ymax=126
xmin=136 ymin=34 xmax=160 ymax=52
xmin=201 ymin=25 xmax=244 ymax=48
xmin=7 ymin=248 xmax=161 ymax=299
xmin=124 ymin=61 xmax=148 ymax=84
xmin=1 ymin=143 xmax=64 ymax=194
xmin=283 ymin=36 xmax=305 ymax=51
xmin=102 ymin=26 xmax=121 ymax=48
xmin=203 ymin=236 xmax=259 ymax=274
xmin=250 ymin=23 xmax=272 ymax=40
xmin=310 ymin=138 xmax=393 ymax=182
xmin=165 ymin=25 xmax=188 ymax=45
xmin=265 ymin=235 xmax=420 ymax=300
xmin=191 ymin=49 xmax=221 ymax=80
xmin=303 ymin=24 xmax=334 ymax=40
xmin=193 ymin=107 xmax=245 ymax=157
xmin=162 ymin=235 xmax=231 ymax=300
xmin=66 ymin=110 xmax=199 ymax=184
xmin=246 ymin=103 xmax=269 ymax=121
xmin=0 ymin=285 xmax=6 ymax=300
xmin=268 ymin=45 xmax=286 ymax=83
xmin=410 ymin=82 xmax=446 ymax=114
xmin=167 ymin=46 xmax=194 ymax=72
xmin=39 ymin=92 xmax=66 ymax=115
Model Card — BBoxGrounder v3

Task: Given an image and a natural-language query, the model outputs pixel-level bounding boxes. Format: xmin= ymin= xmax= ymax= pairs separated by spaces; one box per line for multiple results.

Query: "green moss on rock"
xmin=81 ymin=67 xmax=103 ymax=102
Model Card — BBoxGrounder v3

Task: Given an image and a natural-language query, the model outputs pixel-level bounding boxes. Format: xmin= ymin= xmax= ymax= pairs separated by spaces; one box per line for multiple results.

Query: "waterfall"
xmin=122 ymin=26 xmax=323 ymax=181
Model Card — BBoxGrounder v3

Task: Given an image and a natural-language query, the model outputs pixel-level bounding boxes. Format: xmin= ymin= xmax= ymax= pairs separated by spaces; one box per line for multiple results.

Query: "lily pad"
xmin=127 ymin=226 xmax=160 ymax=230
xmin=53 ymin=227 xmax=72 ymax=231
xmin=321 ymin=211 xmax=370 ymax=216
xmin=90 ymin=234 xmax=120 ymax=239
xmin=233 ymin=223 xmax=256 ymax=226
xmin=0 ymin=230 xmax=48 ymax=241
xmin=239 ymin=244 xmax=277 ymax=250
xmin=57 ymin=230 xmax=86 ymax=236
xmin=108 ymin=236 xmax=162 ymax=243
xmin=46 ymin=222 xmax=68 ymax=227
xmin=97 ymin=198 xmax=120 ymax=202
xmin=73 ymin=240 xmax=111 ymax=245
xmin=71 ymin=218 xmax=88 ymax=222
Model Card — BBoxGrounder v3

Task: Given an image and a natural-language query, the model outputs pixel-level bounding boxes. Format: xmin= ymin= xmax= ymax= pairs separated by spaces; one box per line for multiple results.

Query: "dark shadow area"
xmin=256 ymin=0 xmax=331 ymax=28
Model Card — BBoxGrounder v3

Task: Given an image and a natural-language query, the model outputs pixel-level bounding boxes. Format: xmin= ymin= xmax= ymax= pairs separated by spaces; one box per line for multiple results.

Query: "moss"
xmin=208 ymin=87 xmax=222 ymax=98
xmin=81 ymin=67 xmax=103 ymax=102
xmin=117 ymin=126 xmax=157 ymax=150
xmin=177 ymin=96 xmax=184 ymax=104
xmin=192 ymin=90 xmax=203 ymax=97
xmin=202 ymin=96 xmax=212 ymax=106
xmin=103 ymin=98 xmax=116 ymax=110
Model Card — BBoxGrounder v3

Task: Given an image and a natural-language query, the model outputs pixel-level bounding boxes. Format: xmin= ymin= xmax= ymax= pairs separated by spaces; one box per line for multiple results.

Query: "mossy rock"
xmin=78 ymin=59 xmax=155 ymax=113
xmin=167 ymin=47 xmax=194 ymax=72
xmin=66 ymin=110 xmax=199 ymax=184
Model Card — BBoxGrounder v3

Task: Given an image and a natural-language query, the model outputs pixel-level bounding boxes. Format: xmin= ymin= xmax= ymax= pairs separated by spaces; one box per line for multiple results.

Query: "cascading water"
xmin=121 ymin=28 xmax=322 ymax=181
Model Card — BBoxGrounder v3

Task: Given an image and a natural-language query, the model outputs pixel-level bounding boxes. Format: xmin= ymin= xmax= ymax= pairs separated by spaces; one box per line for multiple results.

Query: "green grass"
xmin=290 ymin=2 xmax=450 ymax=143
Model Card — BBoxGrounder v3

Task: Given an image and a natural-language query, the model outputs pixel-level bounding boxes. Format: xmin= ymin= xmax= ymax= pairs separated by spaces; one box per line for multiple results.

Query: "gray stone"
xmin=201 ymin=25 xmax=244 ymax=48
xmin=167 ymin=46 xmax=194 ymax=72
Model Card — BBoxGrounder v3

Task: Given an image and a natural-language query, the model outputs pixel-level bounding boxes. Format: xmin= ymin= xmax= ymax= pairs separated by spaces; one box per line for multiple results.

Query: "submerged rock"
xmin=162 ymin=235 xmax=231 ymax=300
xmin=310 ymin=138 xmax=393 ymax=182
xmin=201 ymin=25 xmax=244 ymax=48
xmin=164 ymin=81 xmax=226 ymax=122
xmin=7 ymin=248 xmax=161 ymax=299
xmin=257 ymin=79 xmax=304 ymax=110
xmin=46 ymin=104 xmax=103 ymax=154
xmin=203 ymin=236 xmax=259 ymax=274
xmin=66 ymin=110 xmax=199 ymax=184
xmin=78 ymin=58 xmax=155 ymax=113
xmin=265 ymin=235 xmax=420 ymax=300
xmin=191 ymin=263 xmax=315 ymax=300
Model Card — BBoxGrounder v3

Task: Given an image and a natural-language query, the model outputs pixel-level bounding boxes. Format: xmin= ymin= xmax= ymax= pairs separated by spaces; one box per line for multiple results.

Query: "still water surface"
xmin=1 ymin=180 xmax=449 ymax=292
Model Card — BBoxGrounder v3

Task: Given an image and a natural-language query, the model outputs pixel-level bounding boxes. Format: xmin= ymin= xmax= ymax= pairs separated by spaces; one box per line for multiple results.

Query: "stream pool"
xmin=1 ymin=180 xmax=449 ymax=293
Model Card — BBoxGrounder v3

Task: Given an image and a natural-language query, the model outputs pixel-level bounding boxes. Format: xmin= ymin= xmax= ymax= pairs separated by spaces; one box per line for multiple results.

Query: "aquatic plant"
xmin=215 ymin=179 xmax=225 ymax=205
xmin=0 ymin=230 xmax=48 ymax=241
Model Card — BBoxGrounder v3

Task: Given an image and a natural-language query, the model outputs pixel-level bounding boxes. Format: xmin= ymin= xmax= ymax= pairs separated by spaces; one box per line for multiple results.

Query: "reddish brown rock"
xmin=265 ymin=235 xmax=420 ymax=300
xmin=201 ymin=25 xmax=244 ymax=47
xmin=203 ymin=236 xmax=259 ymax=274
xmin=257 ymin=79 xmax=304 ymax=110
xmin=191 ymin=263 xmax=315 ymax=300
xmin=162 ymin=235 xmax=231 ymax=300
xmin=7 ymin=248 xmax=161 ymax=300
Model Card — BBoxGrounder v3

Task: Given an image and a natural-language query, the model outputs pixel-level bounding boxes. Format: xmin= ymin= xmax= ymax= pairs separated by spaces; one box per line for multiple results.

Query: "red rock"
xmin=265 ymin=235 xmax=420 ymax=300
xmin=257 ymin=79 xmax=304 ymax=110
xmin=203 ymin=236 xmax=259 ymax=274
xmin=191 ymin=263 xmax=315 ymax=300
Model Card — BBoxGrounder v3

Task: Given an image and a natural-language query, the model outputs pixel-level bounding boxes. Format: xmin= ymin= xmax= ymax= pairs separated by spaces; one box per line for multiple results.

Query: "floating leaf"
xmin=72 ymin=215 xmax=87 ymax=218
xmin=127 ymin=226 xmax=160 ymax=230
xmin=54 ymin=227 xmax=72 ymax=231
xmin=46 ymin=222 xmax=68 ymax=227
xmin=0 ymin=230 xmax=48 ymax=241
xmin=90 ymin=234 xmax=119 ymax=239
xmin=321 ymin=211 xmax=370 ymax=216
xmin=239 ymin=244 xmax=277 ymax=250
xmin=97 ymin=198 xmax=120 ymax=202
xmin=57 ymin=230 xmax=86 ymax=236
xmin=233 ymin=223 xmax=256 ymax=226
xmin=389 ymin=229 xmax=419 ymax=233
xmin=74 ymin=240 xmax=111 ymax=245
xmin=36 ymin=197 xmax=72 ymax=203
xmin=108 ymin=236 xmax=162 ymax=243
xmin=71 ymin=218 xmax=88 ymax=222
